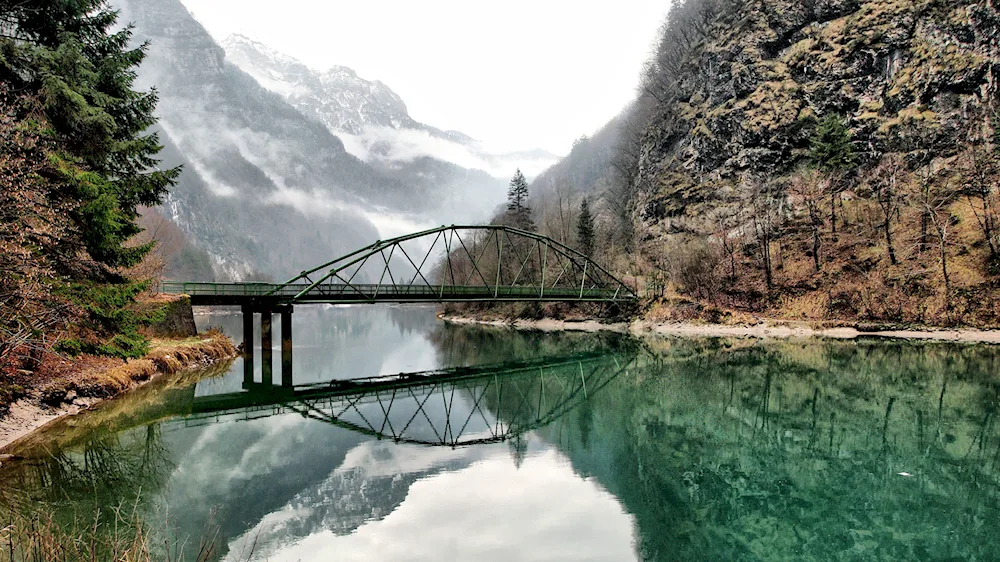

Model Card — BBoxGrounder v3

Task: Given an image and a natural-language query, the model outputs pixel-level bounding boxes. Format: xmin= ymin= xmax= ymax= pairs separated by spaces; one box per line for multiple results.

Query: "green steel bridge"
xmin=162 ymin=225 xmax=636 ymax=306
xmin=176 ymin=351 xmax=647 ymax=448
xmin=160 ymin=225 xmax=638 ymax=385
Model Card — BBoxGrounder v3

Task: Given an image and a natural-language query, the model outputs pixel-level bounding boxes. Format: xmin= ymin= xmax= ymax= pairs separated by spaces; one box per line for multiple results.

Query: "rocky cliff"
xmin=637 ymin=0 xmax=1000 ymax=225
xmin=533 ymin=0 xmax=1000 ymax=326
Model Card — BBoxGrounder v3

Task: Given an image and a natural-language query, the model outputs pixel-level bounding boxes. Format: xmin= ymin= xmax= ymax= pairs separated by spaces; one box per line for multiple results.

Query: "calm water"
xmin=3 ymin=306 xmax=1000 ymax=561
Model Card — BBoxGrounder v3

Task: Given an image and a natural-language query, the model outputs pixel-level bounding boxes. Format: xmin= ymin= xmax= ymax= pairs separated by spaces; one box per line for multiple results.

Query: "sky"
xmin=178 ymin=0 xmax=670 ymax=155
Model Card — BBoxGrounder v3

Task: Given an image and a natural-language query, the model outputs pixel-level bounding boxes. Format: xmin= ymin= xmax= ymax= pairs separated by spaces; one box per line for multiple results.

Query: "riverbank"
xmin=0 ymin=332 xmax=237 ymax=452
xmin=440 ymin=314 xmax=1000 ymax=344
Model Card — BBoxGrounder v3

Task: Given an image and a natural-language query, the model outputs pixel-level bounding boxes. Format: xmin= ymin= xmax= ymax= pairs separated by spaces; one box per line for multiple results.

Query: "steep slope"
xmin=220 ymin=35 xmax=559 ymax=217
xmin=634 ymin=0 xmax=1000 ymax=224
xmin=117 ymin=0 xmax=410 ymax=279
xmin=534 ymin=0 xmax=1000 ymax=326
xmin=221 ymin=34 xmax=458 ymax=138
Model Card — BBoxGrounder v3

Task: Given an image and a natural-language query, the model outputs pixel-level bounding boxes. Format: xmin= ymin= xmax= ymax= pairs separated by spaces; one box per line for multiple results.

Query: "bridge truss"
xmin=163 ymin=225 xmax=636 ymax=305
xmin=178 ymin=352 xmax=646 ymax=447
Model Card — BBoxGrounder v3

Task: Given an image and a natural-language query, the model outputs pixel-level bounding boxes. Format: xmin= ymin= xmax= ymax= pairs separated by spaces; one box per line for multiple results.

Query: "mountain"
xmin=530 ymin=0 xmax=1000 ymax=327
xmin=221 ymin=34 xmax=466 ymax=141
xmin=220 ymin=34 xmax=559 ymax=181
xmin=630 ymin=0 xmax=1000 ymax=227
xmin=115 ymin=0 xmax=420 ymax=279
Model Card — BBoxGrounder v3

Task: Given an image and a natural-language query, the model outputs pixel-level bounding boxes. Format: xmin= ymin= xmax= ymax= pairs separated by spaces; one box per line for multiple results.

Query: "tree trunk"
xmin=830 ymin=191 xmax=837 ymax=236
xmin=763 ymin=241 xmax=773 ymax=289
xmin=938 ymin=234 xmax=950 ymax=295
xmin=884 ymin=219 xmax=897 ymax=265
xmin=812 ymin=226 xmax=821 ymax=272
xmin=920 ymin=212 xmax=930 ymax=252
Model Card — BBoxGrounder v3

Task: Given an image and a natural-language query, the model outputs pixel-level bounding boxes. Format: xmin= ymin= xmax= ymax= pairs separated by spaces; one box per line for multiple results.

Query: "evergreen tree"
xmin=576 ymin=196 xmax=595 ymax=258
xmin=809 ymin=114 xmax=855 ymax=173
xmin=0 ymin=1 xmax=179 ymax=360
xmin=506 ymin=168 xmax=535 ymax=231
xmin=809 ymin=114 xmax=855 ymax=233
xmin=0 ymin=0 xmax=178 ymax=268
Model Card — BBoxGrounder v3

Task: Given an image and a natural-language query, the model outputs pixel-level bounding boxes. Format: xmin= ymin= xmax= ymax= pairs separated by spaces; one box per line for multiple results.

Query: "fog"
xmin=114 ymin=0 xmax=659 ymax=279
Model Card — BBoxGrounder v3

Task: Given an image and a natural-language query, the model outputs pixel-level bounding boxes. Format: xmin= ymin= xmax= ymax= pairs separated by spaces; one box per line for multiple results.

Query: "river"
xmin=2 ymin=306 xmax=1000 ymax=561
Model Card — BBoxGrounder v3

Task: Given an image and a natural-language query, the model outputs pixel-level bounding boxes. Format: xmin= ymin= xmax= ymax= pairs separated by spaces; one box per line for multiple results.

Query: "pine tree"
xmin=576 ymin=196 xmax=595 ymax=258
xmin=506 ymin=169 xmax=535 ymax=231
xmin=809 ymin=114 xmax=855 ymax=234
xmin=809 ymin=114 xmax=855 ymax=173
xmin=0 ymin=1 xmax=179 ymax=360
xmin=0 ymin=0 xmax=178 ymax=268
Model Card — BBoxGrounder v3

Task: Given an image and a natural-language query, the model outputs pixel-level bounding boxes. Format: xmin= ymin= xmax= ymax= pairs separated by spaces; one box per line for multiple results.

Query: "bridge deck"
xmin=162 ymin=281 xmax=631 ymax=305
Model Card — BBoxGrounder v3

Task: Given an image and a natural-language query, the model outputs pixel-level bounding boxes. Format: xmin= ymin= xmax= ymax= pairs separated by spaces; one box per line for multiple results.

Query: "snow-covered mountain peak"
xmin=222 ymin=34 xmax=303 ymax=69
xmin=220 ymin=34 xmax=560 ymax=179
xmin=221 ymin=34 xmax=415 ymax=134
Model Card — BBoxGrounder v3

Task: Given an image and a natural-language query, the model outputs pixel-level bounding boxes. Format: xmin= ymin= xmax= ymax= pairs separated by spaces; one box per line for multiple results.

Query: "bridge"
xmin=177 ymin=350 xmax=646 ymax=448
xmin=161 ymin=225 xmax=638 ymax=387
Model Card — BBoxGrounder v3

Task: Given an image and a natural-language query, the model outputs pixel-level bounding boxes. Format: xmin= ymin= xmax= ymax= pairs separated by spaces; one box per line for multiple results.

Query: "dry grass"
xmin=35 ymin=331 xmax=236 ymax=405
xmin=0 ymin=489 xmax=238 ymax=562
xmin=642 ymin=195 xmax=1000 ymax=330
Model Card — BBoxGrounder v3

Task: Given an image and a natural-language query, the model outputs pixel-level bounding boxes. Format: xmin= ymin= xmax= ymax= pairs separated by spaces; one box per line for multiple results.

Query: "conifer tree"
xmin=809 ymin=114 xmax=855 ymax=233
xmin=810 ymin=114 xmax=855 ymax=172
xmin=576 ymin=196 xmax=595 ymax=258
xmin=506 ymin=169 xmax=535 ymax=231
xmin=0 ymin=0 xmax=179 ymax=359
xmin=0 ymin=0 xmax=178 ymax=268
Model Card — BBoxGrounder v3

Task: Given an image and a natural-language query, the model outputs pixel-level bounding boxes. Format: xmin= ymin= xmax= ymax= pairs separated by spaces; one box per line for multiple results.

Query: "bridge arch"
xmin=272 ymin=225 xmax=637 ymax=304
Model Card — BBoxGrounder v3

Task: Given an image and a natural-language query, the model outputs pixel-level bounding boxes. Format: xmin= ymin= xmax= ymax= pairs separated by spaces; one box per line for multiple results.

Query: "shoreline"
xmin=440 ymin=314 xmax=1000 ymax=344
xmin=0 ymin=332 xmax=237 ymax=453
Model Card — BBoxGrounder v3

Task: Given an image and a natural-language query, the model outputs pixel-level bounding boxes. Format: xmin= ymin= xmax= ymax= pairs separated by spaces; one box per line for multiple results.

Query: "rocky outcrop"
xmin=635 ymin=0 xmax=1000 ymax=226
xmin=146 ymin=296 xmax=197 ymax=338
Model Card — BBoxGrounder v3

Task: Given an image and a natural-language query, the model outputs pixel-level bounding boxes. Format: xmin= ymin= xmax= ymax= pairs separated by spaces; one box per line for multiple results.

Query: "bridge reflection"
xmin=179 ymin=352 xmax=647 ymax=447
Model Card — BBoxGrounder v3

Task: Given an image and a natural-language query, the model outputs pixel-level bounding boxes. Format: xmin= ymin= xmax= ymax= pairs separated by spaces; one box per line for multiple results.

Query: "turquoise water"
xmin=3 ymin=306 xmax=1000 ymax=561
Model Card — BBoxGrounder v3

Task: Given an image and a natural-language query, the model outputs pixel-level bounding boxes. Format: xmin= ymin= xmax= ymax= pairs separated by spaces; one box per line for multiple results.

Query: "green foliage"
xmin=1 ymin=0 xmax=181 ymax=363
xmin=576 ymin=196 xmax=595 ymax=258
xmin=1 ymin=0 xmax=180 ymax=268
xmin=809 ymin=114 xmax=856 ymax=174
xmin=54 ymin=339 xmax=83 ymax=357
xmin=505 ymin=168 xmax=535 ymax=231
xmin=67 ymin=281 xmax=166 ymax=359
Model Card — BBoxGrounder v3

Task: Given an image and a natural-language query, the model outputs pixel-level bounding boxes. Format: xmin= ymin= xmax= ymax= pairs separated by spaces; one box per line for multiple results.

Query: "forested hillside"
xmin=0 ymin=1 xmax=176 ymax=379
xmin=533 ymin=0 xmax=1000 ymax=327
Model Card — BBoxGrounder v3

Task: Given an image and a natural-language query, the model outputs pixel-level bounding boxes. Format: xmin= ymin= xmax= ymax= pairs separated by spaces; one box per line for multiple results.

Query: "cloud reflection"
xmin=227 ymin=447 xmax=637 ymax=562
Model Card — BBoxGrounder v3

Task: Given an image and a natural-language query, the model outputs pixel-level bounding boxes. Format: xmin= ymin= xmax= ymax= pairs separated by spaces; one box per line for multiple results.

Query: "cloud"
xmin=340 ymin=126 xmax=559 ymax=180
xmin=224 ymin=448 xmax=638 ymax=562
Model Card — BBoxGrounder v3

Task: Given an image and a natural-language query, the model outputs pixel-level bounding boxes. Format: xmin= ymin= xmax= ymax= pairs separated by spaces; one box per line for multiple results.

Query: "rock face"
xmin=147 ymin=296 xmax=198 ymax=338
xmin=221 ymin=34 xmax=423 ymax=136
xmin=635 ymin=0 xmax=1000 ymax=224
xmin=220 ymin=35 xmax=558 ymax=193
xmin=119 ymin=0 xmax=391 ymax=279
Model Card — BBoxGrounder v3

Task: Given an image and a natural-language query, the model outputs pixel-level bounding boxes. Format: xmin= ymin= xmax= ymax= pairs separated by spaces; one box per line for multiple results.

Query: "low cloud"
xmin=341 ymin=126 xmax=559 ymax=180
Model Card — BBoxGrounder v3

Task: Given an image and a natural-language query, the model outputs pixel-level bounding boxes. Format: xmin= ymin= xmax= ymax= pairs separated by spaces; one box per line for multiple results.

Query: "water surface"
xmin=3 ymin=306 xmax=1000 ymax=561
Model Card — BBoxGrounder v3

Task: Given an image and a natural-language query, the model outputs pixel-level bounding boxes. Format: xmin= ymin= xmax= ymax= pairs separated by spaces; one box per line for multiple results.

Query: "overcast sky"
xmin=178 ymin=0 xmax=669 ymax=155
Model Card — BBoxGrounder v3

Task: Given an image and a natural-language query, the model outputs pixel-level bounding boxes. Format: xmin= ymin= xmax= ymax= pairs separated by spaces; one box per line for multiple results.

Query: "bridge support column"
xmin=260 ymin=309 xmax=273 ymax=385
xmin=280 ymin=306 xmax=293 ymax=387
xmin=242 ymin=305 xmax=254 ymax=386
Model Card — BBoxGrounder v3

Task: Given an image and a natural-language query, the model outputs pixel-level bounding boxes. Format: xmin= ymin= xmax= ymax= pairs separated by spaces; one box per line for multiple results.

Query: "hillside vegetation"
xmin=531 ymin=0 xmax=1000 ymax=327
xmin=0 ymin=1 xmax=177 ymax=388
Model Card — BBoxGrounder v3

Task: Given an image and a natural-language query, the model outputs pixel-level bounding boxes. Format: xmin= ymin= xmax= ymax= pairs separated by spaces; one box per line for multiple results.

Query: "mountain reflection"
xmin=2 ymin=307 xmax=1000 ymax=561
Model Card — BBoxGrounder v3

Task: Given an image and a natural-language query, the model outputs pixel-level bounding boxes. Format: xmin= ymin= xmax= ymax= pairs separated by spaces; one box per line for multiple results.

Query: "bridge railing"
xmin=161 ymin=281 xmax=626 ymax=301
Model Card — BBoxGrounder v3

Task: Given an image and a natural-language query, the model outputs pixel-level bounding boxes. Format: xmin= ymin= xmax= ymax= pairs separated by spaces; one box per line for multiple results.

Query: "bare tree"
xmin=916 ymin=164 xmax=954 ymax=302
xmin=743 ymin=176 xmax=787 ymax=290
xmin=867 ymin=154 xmax=909 ymax=266
xmin=789 ymin=168 xmax=828 ymax=272
xmin=708 ymin=205 xmax=742 ymax=281
xmin=959 ymin=136 xmax=1000 ymax=260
